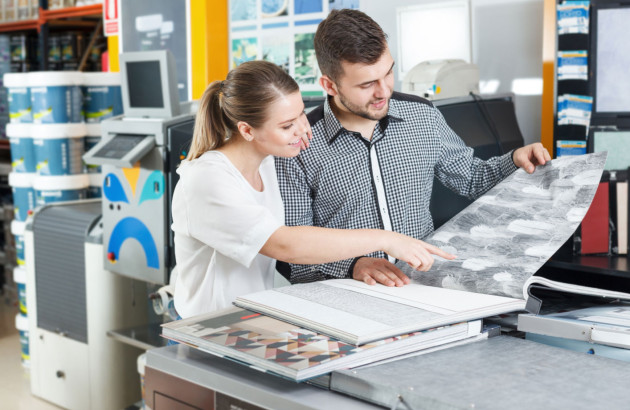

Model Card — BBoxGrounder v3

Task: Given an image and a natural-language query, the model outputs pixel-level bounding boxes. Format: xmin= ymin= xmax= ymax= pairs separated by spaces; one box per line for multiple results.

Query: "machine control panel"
xmin=84 ymin=134 xmax=156 ymax=168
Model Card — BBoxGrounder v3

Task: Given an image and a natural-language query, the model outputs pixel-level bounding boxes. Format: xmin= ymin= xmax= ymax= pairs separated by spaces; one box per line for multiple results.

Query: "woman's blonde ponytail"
xmin=186 ymin=61 xmax=299 ymax=161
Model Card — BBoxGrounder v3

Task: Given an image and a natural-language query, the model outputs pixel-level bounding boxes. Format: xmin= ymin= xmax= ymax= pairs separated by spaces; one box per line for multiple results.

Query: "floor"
xmin=0 ymin=283 xmax=59 ymax=410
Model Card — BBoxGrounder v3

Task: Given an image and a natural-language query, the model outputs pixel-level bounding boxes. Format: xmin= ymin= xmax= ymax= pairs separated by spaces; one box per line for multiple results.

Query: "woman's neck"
xmin=217 ymin=137 xmax=267 ymax=191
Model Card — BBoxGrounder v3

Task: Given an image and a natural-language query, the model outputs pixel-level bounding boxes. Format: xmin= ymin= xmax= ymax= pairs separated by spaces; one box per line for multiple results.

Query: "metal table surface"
xmin=146 ymin=344 xmax=380 ymax=410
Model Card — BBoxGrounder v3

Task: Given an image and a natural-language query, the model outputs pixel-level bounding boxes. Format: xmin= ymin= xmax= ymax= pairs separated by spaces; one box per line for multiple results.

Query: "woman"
xmin=171 ymin=61 xmax=454 ymax=318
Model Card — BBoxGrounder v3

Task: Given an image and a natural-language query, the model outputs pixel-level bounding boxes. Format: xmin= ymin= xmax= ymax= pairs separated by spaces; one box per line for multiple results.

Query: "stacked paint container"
xmin=4 ymin=71 xmax=123 ymax=367
xmin=28 ymin=71 xmax=89 ymax=205
xmin=5 ymin=72 xmax=34 ymax=368
xmin=4 ymin=71 xmax=124 ymax=207
xmin=14 ymin=267 xmax=28 ymax=368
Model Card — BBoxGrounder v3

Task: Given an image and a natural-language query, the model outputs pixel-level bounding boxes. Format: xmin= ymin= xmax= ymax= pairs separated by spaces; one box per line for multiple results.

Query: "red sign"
xmin=103 ymin=0 xmax=120 ymax=37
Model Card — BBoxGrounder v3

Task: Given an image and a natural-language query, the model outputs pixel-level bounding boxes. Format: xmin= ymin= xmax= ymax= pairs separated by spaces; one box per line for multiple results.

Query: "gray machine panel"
xmin=102 ymin=147 xmax=167 ymax=284
xmin=331 ymin=336 xmax=630 ymax=410
xmin=95 ymin=111 xmax=195 ymax=285
xmin=32 ymin=201 xmax=101 ymax=343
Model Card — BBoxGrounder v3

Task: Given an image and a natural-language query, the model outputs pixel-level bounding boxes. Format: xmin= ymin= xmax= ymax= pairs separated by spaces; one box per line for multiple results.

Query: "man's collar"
xmin=387 ymin=98 xmax=404 ymax=122
xmin=323 ymin=96 xmax=346 ymax=144
xmin=323 ymin=95 xmax=405 ymax=144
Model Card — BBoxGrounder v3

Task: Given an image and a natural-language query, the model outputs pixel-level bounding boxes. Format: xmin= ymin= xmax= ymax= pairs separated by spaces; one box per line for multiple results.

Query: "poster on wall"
xmin=262 ymin=32 xmax=291 ymax=73
xmin=262 ymin=0 xmax=289 ymax=17
xmin=120 ymin=0 xmax=190 ymax=102
xmin=329 ymin=0 xmax=359 ymax=10
xmin=231 ymin=0 xmax=257 ymax=22
xmin=294 ymin=33 xmax=317 ymax=85
xmin=232 ymin=37 xmax=259 ymax=68
xmin=229 ymin=0 xmax=358 ymax=96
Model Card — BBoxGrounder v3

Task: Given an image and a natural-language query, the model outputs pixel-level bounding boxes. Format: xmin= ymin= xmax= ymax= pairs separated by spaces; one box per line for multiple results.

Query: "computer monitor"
xmin=430 ymin=93 xmax=525 ymax=229
xmin=591 ymin=2 xmax=630 ymax=127
xmin=120 ymin=50 xmax=181 ymax=119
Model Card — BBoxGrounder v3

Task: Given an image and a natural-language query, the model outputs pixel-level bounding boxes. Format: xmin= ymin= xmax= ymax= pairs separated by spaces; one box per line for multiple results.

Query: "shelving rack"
xmin=540 ymin=0 xmax=630 ymax=292
xmin=0 ymin=2 xmax=103 ymax=152
xmin=0 ymin=3 xmax=101 ymax=33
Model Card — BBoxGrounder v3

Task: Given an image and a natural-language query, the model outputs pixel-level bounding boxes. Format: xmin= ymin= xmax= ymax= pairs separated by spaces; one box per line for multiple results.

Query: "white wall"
xmin=360 ymin=0 xmax=543 ymax=145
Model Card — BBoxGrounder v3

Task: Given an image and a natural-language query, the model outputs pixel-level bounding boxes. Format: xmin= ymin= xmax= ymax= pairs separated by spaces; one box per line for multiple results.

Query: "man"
xmin=275 ymin=9 xmax=550 ymax=287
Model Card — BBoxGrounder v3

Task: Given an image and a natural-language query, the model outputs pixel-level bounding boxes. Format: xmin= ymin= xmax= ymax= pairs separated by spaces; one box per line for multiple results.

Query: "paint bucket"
xmin=8 ymin=172 xmax=35 ymax=221
xmin=4 ymin=72 xmax=32 ymax=123
xmin=7 ymin=123 xmax=35 ymax=173
xmin=137 ymin=353 xmax=146 ymax=409
xmin=84 ymin=123 xmax=101 ymax=173
xmin=28 ymin=71 xmax=83 ymax=123
xmin=10 ymin=34 xmax=35 ymax=63
xmin=13 ymin=266 xmax=27 ymax=315
xmin=15 ymin=313 xmax=30 ymax=368
xmin=33 ymin=174 xmax=89 ymax=206
xmin=82 ymin=72 xmax=122 ymax=123
xmin=11 ymin=220 xmax=26 ymax=266
xmin=47 ymin=34 xmax=62 ymax=71
xmin=87 ymin=173 xmax=102 ymax=198
xmin=32 ymin=123 xmax=86 ymax=175
xmin=60 ymin=32 xmax=85 ymax=64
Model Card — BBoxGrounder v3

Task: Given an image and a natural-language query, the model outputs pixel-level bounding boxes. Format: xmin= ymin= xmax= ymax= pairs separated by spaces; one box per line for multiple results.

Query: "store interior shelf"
xmin=48 ymin=19 xmax=99 ymax=28
xmin=0 ymin=4 xmax=102 ymax=33
xmin=108 ymin=323 xmax=167 ymax=351
xmin=547 ymin=253 xmax=630 ymax=278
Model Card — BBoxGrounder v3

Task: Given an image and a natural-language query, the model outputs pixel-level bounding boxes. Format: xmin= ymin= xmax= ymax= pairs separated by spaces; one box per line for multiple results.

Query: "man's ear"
xmin=236 ymin=121 xmax=254 ymax=142
xmin=319 ymin=75 xmax=338 ymax=97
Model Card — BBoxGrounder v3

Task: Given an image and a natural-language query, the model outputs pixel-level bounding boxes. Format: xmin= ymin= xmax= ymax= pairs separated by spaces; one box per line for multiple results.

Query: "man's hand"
xmin=512 ymin=142 xmax=551 ymax=174
xmin=352 ymin=257 xmax=411 ymax=287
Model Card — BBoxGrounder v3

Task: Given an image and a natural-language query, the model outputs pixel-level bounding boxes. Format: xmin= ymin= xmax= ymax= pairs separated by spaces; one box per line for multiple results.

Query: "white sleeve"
xmin=180 ymin=162 xmax=282 ymax=268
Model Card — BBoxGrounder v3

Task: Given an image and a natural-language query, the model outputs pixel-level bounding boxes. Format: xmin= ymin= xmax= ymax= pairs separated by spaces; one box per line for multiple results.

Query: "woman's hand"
xmin=299 ymin=113 xmax=313 ymax=150
xmin=384 ymin=232 xmax=456 ymax=272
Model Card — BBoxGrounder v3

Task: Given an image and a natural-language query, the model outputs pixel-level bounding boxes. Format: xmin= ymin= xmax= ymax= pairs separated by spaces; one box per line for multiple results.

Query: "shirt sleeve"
xmin=275 ymin=156 xmax=356 ymax=283
xmin=180 ymin=161 xmax=282 ymax=268
xmin=433 ymin=107 xmax=517 ymax=200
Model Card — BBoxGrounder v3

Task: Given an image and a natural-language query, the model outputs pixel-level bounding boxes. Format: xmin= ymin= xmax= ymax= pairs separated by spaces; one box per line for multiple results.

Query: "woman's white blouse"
xmin=171 ymin=151 xmax=284 ymax=318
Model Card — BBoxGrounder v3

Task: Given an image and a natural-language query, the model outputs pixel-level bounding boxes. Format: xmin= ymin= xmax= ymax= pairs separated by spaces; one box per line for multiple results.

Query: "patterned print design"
xmin=200 ymin=325 xmax=428 ymax=371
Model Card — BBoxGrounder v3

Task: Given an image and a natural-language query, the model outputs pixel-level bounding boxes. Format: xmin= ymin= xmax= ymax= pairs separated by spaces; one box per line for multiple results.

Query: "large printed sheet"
xmin=400 ymin=152 xmax=608 ymax=299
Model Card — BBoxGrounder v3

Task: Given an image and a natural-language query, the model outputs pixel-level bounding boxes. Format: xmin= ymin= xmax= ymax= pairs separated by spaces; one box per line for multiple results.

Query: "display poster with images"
xmin=229 ymin=0 xmax=359 ymax=96
xmin=120 ymin=0 xmax=190 ymax=102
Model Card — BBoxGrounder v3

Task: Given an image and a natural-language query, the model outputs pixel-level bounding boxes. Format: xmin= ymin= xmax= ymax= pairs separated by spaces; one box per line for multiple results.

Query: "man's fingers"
xmin=369 ymin=266 xmax=407 ymax=287
xmin=353 ymin=257 xmax=410 ymax=287
xmin=361 ymin=274 xmax=376 ymax=286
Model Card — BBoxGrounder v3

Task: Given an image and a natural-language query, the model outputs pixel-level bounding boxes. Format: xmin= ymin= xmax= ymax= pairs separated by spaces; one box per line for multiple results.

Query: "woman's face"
xmin=250 ymin=91 xmax=312 ymax=158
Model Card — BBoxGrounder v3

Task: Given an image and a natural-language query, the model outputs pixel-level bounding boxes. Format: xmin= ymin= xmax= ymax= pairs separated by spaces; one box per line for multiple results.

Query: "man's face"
xmin=332 ymin=48 xmax=395 ymax=121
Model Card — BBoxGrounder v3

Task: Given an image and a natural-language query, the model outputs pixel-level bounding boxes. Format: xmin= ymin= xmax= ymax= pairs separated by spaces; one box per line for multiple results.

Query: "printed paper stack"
xmin=162 ymin=307 xmax=481 ymax=382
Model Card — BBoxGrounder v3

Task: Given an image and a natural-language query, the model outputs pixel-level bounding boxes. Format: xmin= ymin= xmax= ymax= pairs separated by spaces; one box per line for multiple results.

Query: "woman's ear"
xmin=236 ymin=121 xmax=254 ymax=142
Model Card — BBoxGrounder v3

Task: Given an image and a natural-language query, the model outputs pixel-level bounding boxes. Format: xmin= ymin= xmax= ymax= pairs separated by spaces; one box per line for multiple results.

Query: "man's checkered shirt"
xmin=275 ymin=92 xmax=517 ymax=283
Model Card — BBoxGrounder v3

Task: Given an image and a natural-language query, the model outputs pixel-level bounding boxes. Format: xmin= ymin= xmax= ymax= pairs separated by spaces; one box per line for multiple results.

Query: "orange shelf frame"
xmin=0 ymin=4 xmax=102 ymax=33
xmin=0 ymin=19 xmax=39 ymax=33
xmin=41 ymin=4 xmax=102 ymax=20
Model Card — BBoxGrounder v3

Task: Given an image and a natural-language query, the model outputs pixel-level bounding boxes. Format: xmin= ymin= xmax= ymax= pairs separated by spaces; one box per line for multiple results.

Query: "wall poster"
xmin=229 ymin=0 xmax=359 ymax=96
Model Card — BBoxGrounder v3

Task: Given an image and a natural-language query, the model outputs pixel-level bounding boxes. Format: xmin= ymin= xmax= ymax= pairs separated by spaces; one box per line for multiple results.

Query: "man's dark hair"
xmin=314 ymin=9 xmax=388 ymax=82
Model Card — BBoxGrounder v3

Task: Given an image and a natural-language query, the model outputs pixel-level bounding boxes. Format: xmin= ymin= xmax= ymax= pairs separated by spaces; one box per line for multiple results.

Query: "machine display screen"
xmin=93 ymin=135 xmax=149 ymax=159
xmin=127 ymin=61 xmax=164 ymax=108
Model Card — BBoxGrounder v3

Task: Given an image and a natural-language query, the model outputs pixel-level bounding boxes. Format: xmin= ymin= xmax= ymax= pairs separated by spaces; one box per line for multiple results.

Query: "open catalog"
xmin=235 ymin=153 xmax=620 ymax=345
xmin=161 ymin=307 xmax=482 ymax=382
